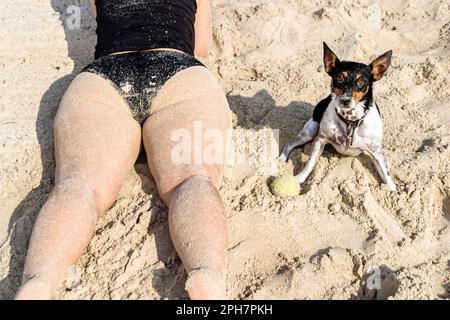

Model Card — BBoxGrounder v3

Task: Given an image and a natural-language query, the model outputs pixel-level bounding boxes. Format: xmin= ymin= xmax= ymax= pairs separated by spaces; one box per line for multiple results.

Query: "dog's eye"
xmin=334 ymin=75 xmax=345 ymax=88
xmin=357 ymin=78 xmax=367 ymax=89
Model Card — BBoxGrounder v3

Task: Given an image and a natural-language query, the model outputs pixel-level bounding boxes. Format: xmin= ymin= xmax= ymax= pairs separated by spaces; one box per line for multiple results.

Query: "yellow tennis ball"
xmin=270 ymin=174 xmax=301 ymax=197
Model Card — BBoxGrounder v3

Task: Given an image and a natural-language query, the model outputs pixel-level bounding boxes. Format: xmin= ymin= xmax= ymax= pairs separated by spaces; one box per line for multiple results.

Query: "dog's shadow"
xmin=227 ymin=89 xmax=317 ymax=168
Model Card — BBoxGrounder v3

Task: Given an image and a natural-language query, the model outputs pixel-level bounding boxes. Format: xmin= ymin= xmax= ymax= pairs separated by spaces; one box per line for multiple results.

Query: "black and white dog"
xmin=278 ymin=42 xmax=397 ymax=192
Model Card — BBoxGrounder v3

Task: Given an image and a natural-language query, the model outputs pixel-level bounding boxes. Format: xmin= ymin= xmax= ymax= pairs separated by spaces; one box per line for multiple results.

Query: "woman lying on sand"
xmin=16 ymin=0 xmax=231 ymax=300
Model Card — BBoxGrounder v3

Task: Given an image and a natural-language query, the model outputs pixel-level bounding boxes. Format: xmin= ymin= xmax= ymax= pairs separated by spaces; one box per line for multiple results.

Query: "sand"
xmin=0 ymin=0 xmax=449 ymax=300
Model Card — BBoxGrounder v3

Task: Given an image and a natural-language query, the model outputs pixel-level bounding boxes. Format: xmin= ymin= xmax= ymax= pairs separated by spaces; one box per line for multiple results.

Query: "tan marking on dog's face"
xmin=352 ymin=86 xmax=369 ymax=103
xmin=332 ymin=71 xmax=350 ymax=98
xmin=333 ymin=86 xmax=343 ymax=97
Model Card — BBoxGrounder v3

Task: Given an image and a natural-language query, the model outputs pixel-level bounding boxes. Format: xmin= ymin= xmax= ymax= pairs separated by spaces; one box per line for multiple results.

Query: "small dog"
xmin=278 ymin=42 xmax=397 ymax=192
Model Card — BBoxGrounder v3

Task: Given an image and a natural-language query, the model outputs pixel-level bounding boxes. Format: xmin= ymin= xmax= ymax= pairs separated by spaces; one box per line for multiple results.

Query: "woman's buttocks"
xmin=81 ymin=50 xmax=205 ymax=123
xmin=94 ymin=0 xmax=197 ymax=60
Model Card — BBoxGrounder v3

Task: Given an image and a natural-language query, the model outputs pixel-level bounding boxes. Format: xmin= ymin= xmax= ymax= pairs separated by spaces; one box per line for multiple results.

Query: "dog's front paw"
xmin=276 ymin=154 xmax=288 ymax=163
xmin=386 ymin=179 xmax=398 ymax=193
xmin=295 ymin=173 xmax=307 ymax=184
xmin=388 ymin=184 xmax=398 ymax=193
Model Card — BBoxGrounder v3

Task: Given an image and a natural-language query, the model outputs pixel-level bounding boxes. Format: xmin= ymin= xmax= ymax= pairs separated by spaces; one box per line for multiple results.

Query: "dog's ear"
xmin=323 ymin=42 xmax=340 ymax=74
xmin=370 ymin=50 xmax=392 ymax=81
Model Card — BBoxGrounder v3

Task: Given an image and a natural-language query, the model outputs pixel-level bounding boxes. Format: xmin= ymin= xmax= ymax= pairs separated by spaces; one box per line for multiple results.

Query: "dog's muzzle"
xmin=339 ymin=93 xmax=352 ymax=106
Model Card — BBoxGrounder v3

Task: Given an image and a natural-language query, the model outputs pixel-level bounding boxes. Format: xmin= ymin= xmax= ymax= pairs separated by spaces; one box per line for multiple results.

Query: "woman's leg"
xmin=143 ymin=66 xmax=232 ymax=299
xmin=16 ymin=73 xmax=141 ymax=299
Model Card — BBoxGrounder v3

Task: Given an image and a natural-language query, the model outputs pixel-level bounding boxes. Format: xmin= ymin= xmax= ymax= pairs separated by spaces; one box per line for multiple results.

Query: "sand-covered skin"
xmin=1 ymin=0 xmax=449 ymax=299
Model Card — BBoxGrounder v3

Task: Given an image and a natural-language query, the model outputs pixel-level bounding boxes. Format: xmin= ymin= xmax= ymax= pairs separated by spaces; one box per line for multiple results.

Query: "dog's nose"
xmin=339 ymin=94 xmax=352 ymax=105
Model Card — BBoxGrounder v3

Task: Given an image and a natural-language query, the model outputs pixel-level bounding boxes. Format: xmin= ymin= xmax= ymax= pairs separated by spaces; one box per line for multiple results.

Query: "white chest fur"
xmin=319 ymin=99 xmax=383 ymax=156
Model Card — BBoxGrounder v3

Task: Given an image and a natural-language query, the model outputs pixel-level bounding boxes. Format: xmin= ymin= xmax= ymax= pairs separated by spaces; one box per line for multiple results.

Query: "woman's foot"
xmin=185 ymin=268 xmax=226 ymax=300
xmin=15 ymin=276 xmax=52 ymax=300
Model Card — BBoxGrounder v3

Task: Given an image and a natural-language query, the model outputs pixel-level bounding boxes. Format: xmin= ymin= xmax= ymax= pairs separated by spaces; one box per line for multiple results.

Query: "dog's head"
xmin=323 ymin=42 xmax=392 ymax=114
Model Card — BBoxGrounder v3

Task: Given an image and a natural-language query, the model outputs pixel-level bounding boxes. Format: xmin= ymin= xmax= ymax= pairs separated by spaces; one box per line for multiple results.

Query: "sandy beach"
xmin=0 ymin=0 xmax=449 ymax=299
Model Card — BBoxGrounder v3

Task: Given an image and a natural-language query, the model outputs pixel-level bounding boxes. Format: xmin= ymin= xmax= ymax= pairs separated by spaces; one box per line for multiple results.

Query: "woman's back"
xmin=95 ymin=0 xmax=197 ymax=59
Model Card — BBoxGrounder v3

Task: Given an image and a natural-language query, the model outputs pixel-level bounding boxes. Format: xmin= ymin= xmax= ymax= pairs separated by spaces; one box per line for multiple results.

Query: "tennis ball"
xmin=270 ymin=174 xmax=301 ymax=197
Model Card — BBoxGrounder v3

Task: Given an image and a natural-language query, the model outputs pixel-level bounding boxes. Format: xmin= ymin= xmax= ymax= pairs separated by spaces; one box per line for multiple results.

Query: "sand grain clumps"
xmin=0 ymin=0 xmax=449 ymax=300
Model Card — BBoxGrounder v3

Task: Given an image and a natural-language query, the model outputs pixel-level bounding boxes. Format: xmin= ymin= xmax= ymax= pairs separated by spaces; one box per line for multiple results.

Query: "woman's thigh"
xmin=54 ymin=72 xmax=141 ymax=212
xmin=142 ymin=66 xmax=232 ymax=204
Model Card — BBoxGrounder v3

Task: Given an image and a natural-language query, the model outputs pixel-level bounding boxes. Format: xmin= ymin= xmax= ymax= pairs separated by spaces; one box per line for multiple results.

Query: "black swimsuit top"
xmin=94 ymin=0 xmax=197 ymax=59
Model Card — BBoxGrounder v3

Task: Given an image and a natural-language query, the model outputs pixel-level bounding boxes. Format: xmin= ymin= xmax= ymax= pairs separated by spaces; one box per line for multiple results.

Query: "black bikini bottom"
xmin=81 ymin=50 xmax=204 ymax=123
